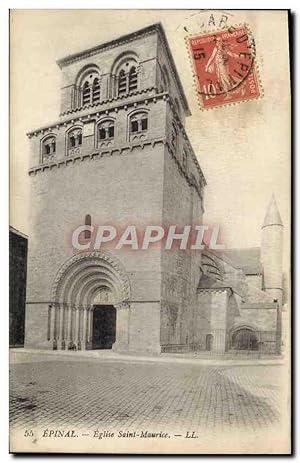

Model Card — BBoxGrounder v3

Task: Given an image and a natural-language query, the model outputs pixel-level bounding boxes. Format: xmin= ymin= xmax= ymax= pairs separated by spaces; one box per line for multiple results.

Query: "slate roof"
xmin=218 ymin=247 xmax=262 ymax=275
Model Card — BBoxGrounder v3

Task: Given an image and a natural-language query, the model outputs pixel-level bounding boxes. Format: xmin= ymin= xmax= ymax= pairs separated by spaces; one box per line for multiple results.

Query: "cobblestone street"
xmin=10 ymin=351 xmax=284 ymax=435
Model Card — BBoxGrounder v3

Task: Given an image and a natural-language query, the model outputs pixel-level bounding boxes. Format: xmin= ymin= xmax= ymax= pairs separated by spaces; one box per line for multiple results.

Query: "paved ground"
xmin=10 ymin=350 xmax=284 ymax=434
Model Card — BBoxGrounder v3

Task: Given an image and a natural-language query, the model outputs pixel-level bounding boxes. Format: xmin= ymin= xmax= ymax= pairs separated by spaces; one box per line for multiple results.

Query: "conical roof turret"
xmin=262 ymin=194 xmax=283 ymax=228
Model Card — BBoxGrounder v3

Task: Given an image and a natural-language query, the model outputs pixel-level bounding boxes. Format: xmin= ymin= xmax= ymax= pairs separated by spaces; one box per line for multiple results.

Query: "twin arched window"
xmin=81 ymin=72 xmax=100 ymax=106
xmin=41 ymin=111 xmax=149 ymax=163
xmin=75 ymin=59 xmax=139 ymax=109
xmin=118 ymin=65 xmax=138 ymax=96
xmin=98 ymin=120 xmax=114 ymax=140
xmin=130 ymin=111 xmax=148 ymax=134
xmin=68 ymin=128 xmax=82 ymax=149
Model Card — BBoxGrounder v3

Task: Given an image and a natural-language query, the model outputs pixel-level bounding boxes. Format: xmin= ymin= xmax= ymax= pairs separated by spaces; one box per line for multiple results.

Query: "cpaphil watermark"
xmin=71 ymin=224 xmax=225 ymax=251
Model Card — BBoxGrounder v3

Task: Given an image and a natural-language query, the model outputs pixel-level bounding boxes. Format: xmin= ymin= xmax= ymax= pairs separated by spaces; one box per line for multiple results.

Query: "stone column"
xmin=74 ymin=306 xmax=80 ymax=349
xmin=85 ymin=307 xmax=93 ymax=350
xmin=59 ymin=304 xmax=65 ymax=350
xmin=81 ymin=307 xmax=88 ymax=350
xmin=47 ymin=305 xmax=51 ymax=341
xmin=66 ymin=304 xmax=73 ymax=349
xmin=112 ymin=302 xmax=130 ymax=352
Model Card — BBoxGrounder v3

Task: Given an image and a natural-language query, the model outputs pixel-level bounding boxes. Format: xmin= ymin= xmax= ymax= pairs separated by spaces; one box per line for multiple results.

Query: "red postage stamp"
xmin=187 ymin=25 xmax=261 ymax=109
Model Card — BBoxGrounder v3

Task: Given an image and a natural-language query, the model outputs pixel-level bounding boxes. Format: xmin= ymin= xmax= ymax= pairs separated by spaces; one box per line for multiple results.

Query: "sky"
xmin=10 ymin=9 xmax=290 ymax=268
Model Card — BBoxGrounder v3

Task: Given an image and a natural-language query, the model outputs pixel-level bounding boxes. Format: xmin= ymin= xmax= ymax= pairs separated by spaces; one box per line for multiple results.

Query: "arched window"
xmin=97 ymin=120 xmax=115 ymax=144
xmin=128 ymin=66 xmax=138 ymax=92
xmin=85 ymin=214 xmax=91 ymax=240
xmin=118 ymin=69 xmax=127 ymax=96
xmin=80 ymin=71 xmax=101 ymax=106
xmin=130 ymin=112 xmax=148 ymax=134
xmin=82 ymin=81 xmax=91 ymax=106
xmin=93 ymin=78 xmax=100 ymax=103
xmin=117 ymin=64 xmax=138 ymax=96
xmin=42 ymin=136 xmax=56 ymax=162
xmin=68 ymin=128 xmax=82 ymax=150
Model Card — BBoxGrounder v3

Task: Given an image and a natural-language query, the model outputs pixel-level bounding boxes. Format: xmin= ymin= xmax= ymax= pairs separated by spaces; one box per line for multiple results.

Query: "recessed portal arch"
xmin=49 ymin=251 xmax=131 ymax=350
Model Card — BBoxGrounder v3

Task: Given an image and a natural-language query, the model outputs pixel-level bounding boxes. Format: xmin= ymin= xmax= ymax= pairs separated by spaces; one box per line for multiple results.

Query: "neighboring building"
xmin=24 ymin=23 xmax=283 ymax=355
xmin=194 ymin=194 xmax=283 ymax=355
xmin=9 ymin=226 xmax=28 ymax=347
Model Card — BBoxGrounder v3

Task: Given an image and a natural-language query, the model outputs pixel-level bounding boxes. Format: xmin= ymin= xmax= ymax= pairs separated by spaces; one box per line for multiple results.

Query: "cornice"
xmin=60 ymin=87 xmax=156 ymax=118
xmin=28 ymin=133 xmax=205 ymax=207
xmin=57 ymin=24 xmax=160 ymax=68
xmin=26 ymin=90 xmax=163 ymax=138
xmin=26 ymin=90 xmax=206 ymax=188
xmin=28 ymin=138 xmax=167 ymax=176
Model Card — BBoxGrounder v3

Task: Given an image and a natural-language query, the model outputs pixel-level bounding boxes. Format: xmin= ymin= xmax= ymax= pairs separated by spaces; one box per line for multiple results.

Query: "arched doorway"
xmin=91 ymin=287 xmax=117 ymax=350
xmin=50 ymin=251 xmax=130 ymax=350
xmin=231 ymin=328 xmax=259 ymax=351
xmin=206 ymin=334 xmax=213 ymax=351
xmin=92 ymin=305 xmax=116 ymax=349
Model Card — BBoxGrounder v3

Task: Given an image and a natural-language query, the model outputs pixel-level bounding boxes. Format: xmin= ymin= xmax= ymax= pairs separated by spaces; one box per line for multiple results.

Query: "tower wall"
xmin=160 ymin=104 xmax=204 ymax=350
xmin=25 ymin=24 xmax=205 ymax=353
xmin=26 ymin=142 xmax=165 ymax=351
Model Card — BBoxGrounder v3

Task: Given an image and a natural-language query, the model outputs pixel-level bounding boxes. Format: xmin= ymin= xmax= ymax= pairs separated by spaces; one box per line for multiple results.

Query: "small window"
xmin=130 ymin=112 xmax=148 ymax=134
xmin=141 ymin=117 xmax=148 ymax=131
xmin=131 ymin=120 xmax=139 ymax=133
xmin=99 ymin=127 xmax=106 ymax=139
xmin=68 ymin=128 xmax=82 ymax=150
xmin=98 ymin=120 xmax=115 ymax=142
xmin=108 ymin=125 xmax=114 ymax=138
xmin=42 ymin=136 xmax=56 ymax=161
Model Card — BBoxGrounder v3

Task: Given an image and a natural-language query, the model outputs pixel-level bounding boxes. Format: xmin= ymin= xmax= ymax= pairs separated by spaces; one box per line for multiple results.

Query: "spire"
xmin=262 ymin=194 xmax=283 ymax=228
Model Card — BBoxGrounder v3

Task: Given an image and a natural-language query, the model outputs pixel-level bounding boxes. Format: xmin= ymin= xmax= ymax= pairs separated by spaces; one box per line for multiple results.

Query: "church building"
xmin=25 ymin=23 xmax=283 ymax=355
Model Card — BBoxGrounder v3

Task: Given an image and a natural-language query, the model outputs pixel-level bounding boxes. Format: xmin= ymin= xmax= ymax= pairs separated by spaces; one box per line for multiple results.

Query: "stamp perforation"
xmin=185 ymin=23 xmax=264 ymax=111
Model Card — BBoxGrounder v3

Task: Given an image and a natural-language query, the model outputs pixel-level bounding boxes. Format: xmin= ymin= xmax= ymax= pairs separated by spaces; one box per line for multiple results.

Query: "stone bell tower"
xmin=261 ymin=194 xmax=284 ymax=305
xmin=24 ymin=23 xmax=206 ymax=353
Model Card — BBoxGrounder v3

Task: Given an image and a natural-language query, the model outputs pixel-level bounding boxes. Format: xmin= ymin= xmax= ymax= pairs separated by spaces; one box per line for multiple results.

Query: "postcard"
xmin=9 ymin=9 xmax=291 ymax=454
